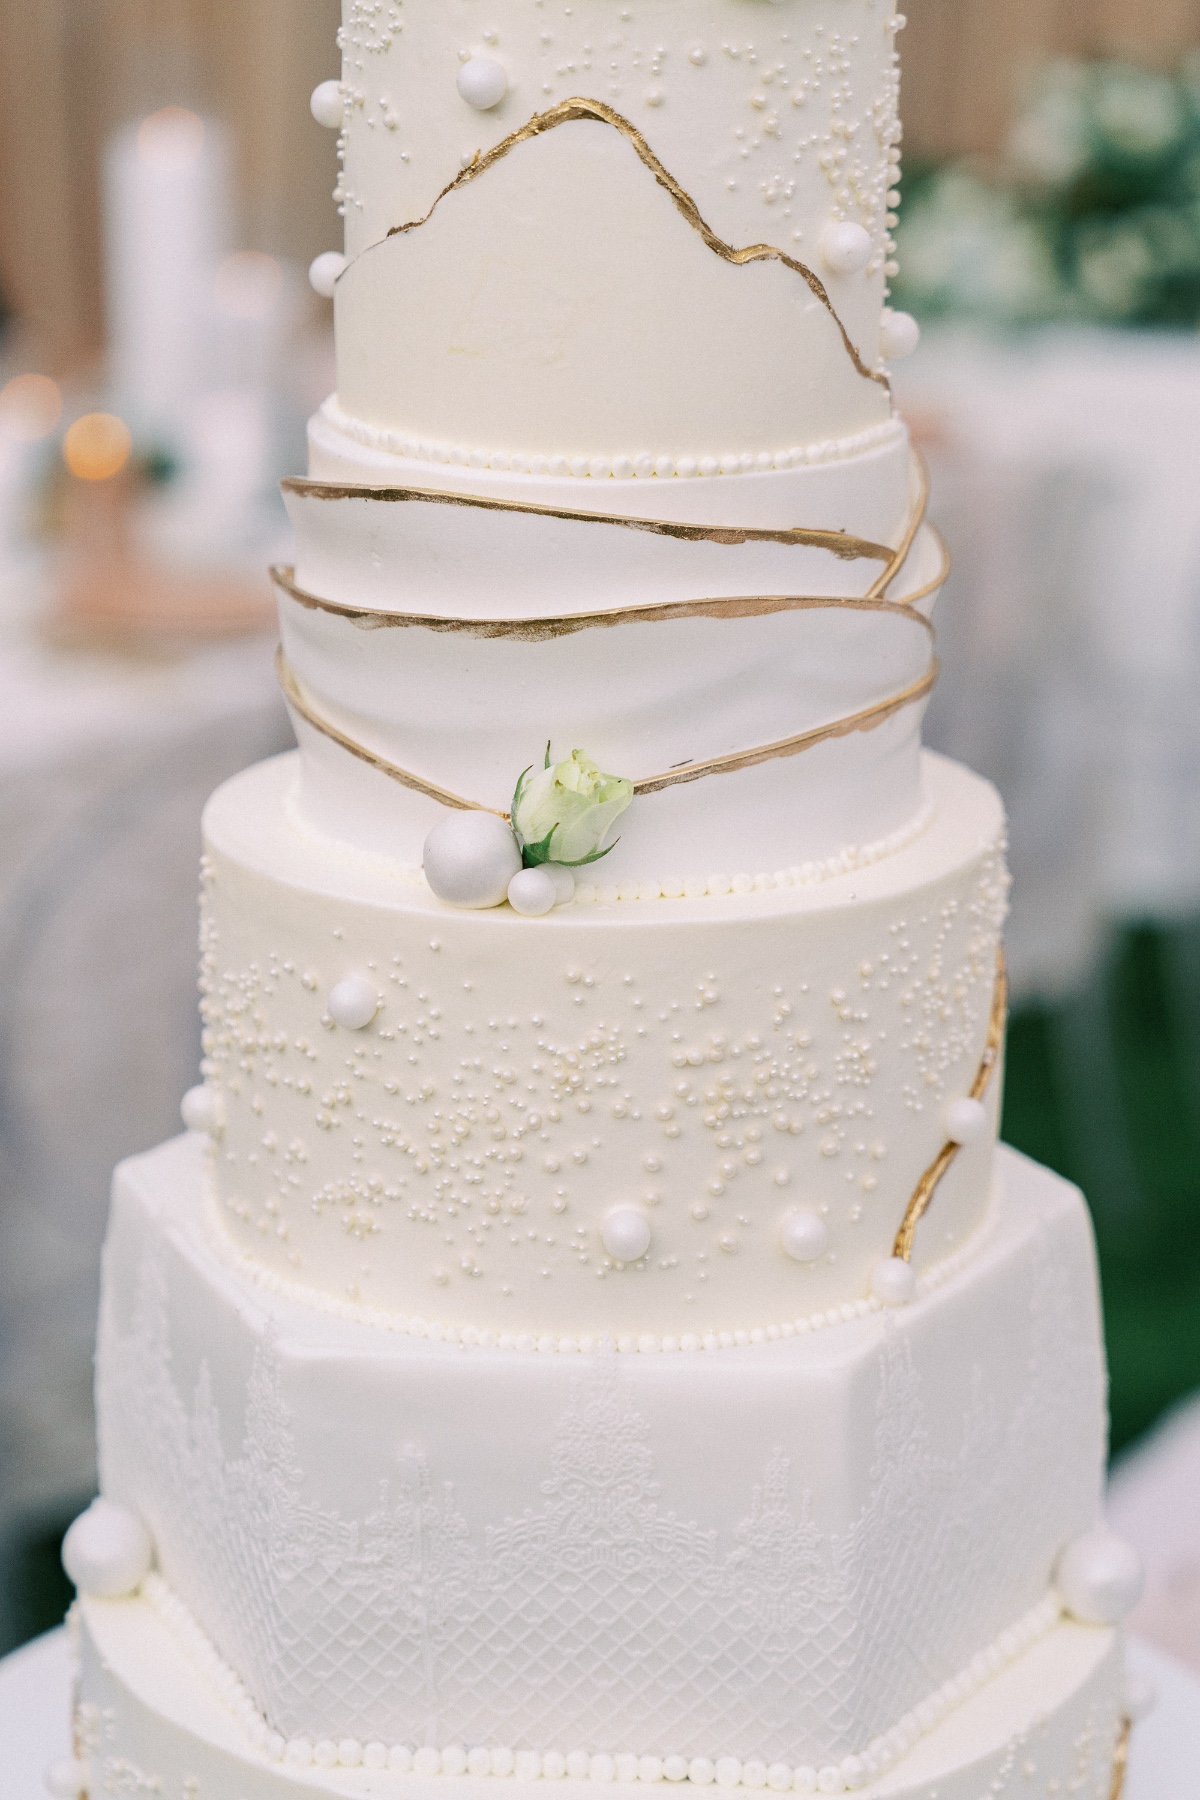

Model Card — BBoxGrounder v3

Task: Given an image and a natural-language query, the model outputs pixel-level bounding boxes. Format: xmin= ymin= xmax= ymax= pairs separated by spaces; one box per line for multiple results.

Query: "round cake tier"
xmin=328 ymin=0 xmax=904 ymax=462
xmin=197 ymin=750 xmax=1007 ymax=1339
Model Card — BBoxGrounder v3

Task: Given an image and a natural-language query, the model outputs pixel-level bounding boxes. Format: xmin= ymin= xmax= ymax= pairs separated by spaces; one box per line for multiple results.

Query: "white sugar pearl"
xmin=61 ymin=1498 xmax=153 ymax=1598
xmin=424 ymin=812 xmax=521 ymax=908
xmin=328 ymin=976 xmax=378 ymax=1031
xmin=1055 ymin=1530 xmax=1144 ymax=1625
xmin=508 ymin=867 xmax=558 ymax=916
xmin=309 ymin=80 xmax=344 ymax=128
xmin=871 ymin=1257 xmax=917 ymax=1307
xmin=543 ymin=862 xmax=576 ymax=905
xmin=779 ymin=1208 xmax=829 ymax=1263
xmin=44 ymin=1759 xmax=89 ymax=1798
xmin=180 ymin=1083 xmax=220 ymax=1135
xmin=944 ymin=1096 xmax=987 ymax=1145
xmin=601 ymin=1206 xmax=652 ymax=1262
xmin=819 ymin=220 xmax=872 ymax=275
xmin=457 ymin=55 xmax=509 ymax=110
xmin=879 ymin=308 xmax=920 ymax=360
xmin=308 ymin=251 xmax=347 ymax=298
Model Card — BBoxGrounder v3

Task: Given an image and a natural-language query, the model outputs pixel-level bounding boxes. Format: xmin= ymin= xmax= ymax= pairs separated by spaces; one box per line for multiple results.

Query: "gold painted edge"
xmin=276 ymin=645 xmax=937 ymax=813
xmin=1108 ymin=1717 xmax=1131 ymax=1800
xmin=271 ymin=565 xmax=937 ymax=642
xmin=281 ymin=477 xmax=896 ymax=563
xmin=381 ymin=96 xmax=889 ymax=395
xmin=892 ymin=947 xmax=1008 ymax=1262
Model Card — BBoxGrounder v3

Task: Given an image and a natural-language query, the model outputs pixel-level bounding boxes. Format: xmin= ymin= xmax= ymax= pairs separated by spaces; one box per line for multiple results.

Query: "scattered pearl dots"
xmin=423 ymin=812 xmax=521 ymax=908
xmin=327 ymin=976 xmax=378 ymax=1031
xmin=457 ymin=56 xmax=509 ymax=110
xmin=871 ymin=1257 xmax=917 ymax=1307
xmin=601 ymin=1206 xmax=652 ymax=1263
xmin=819 ymin=220 xmax=872 ymax=276
xmin=944 ymin=1096 xmax=987 ymax=1145
xmin=308 ymin=251 xmax=347 ymax=298
xmin=508 ymin=867 xmax=558 ymax=917
xmin=879 ymin=308 xmax=921 ymax=360
xmin=779 ymin=1208 xmax=829 ymax=1264
xmin=61 ymin=1498 xmax=153 ymax=1599
xmin=309 ymin=80 xmax=344 ymax=128
xmin=1055 ymin=1530 xmax=1144 ymax=1626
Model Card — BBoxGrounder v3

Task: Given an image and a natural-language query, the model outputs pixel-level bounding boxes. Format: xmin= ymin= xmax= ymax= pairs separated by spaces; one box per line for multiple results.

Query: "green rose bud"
xmin=512 ymin=749 xmax=634 ymax=868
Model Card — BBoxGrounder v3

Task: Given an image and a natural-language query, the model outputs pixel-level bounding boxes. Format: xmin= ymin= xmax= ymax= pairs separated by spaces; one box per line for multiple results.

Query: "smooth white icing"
xmin=95 ymin=1136 xmax=1106 ymax=1768
xmin=199 ymin=751 xmax=1007 ymax=1334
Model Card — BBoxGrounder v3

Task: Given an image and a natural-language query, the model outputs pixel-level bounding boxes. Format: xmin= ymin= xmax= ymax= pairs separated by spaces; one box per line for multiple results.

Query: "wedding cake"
xmin=56 ymin=4 xmax=1144 ymax=1797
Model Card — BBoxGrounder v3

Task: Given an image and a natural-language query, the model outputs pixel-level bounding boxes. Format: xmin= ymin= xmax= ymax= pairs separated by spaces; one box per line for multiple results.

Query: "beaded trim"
xmin=136 ymin=1567 xmax=1063 ymax=1794
xmin=319 ymin=397 xmax=906 ymax=482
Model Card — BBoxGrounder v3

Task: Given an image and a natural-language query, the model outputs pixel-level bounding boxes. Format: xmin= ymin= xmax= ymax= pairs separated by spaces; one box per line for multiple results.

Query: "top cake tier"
xmin=328 ymin=0 xmax=903 ymax=468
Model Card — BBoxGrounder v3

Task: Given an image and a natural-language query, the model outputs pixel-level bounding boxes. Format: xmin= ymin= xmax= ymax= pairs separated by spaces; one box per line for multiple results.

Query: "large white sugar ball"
xmin=779 ymin=1208 xmax=829 ymax=1263
xmin=602 ymin=1206 xmax=652 ymax=1263
xmin=543 ymin=863 xmax=576 ymax=905
xmin=308 ymin=251 xmax=347 ymax=298
xmin=44 ymin=1758 xmax=89 ymax=1798
xmin=457 ymin=55 xmax=509 ymax=111
xmin=62 ymin=1498 xmax=153 ymax=1598
xmin=871 ymin=1257 xmax=917 ymax=1307
xmin=879 ymin=308 xmax=921 ymax=361
xmin=328 ymin=976 xmax=378 ymax=1031
xmin=1055 ymin=1530 xmax=1144 ymax=1625
xmin=310 ymin=80 xmax=344 ymax=129
xmin=424 ymin=812 xmax=520 ymax=908
xmin=180 ymin=1083 xmax=221 ymax=1135
xmin=508 ymin=867 xmax=557 ymax=916
xmin=944 ymin=1096 xmax=987 ymax=1145
xmin=819 ymin=220 xmax=872 ymax=276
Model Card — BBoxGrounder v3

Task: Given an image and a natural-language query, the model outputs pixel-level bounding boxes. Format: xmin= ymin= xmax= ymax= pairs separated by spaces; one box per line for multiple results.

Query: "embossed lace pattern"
xmin=97 ymin=1242 xmax=1102 ymax=1763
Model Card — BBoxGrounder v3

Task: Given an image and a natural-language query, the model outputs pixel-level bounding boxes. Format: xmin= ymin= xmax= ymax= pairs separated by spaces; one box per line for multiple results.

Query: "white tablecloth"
xmin=896 ymin=327 xmax=1200 ymax=999
xmin=0 ymin=620 xmax=291 ymax=1618
xmin=2 ymin=1627 xmax=1195 ymax=1800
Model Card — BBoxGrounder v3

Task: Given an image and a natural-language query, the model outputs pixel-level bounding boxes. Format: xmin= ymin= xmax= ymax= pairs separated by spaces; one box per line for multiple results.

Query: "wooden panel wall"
xmin=0 ymin=0 xmax=1198 ymax=372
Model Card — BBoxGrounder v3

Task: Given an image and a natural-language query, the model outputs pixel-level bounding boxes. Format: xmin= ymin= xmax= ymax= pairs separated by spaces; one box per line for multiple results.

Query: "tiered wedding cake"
xmin=58 ymin=4 xmax=1143 ymax=1797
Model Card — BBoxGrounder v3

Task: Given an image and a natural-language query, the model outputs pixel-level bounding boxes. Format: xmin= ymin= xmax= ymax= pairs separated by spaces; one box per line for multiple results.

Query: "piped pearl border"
xmin=319 ymin=397 xmax=906 ymax=481
xmin=137 ymin=1567 xmax=1063 ymax=1794
xmin=201 ymin=1169 xmax=999 ymax=1357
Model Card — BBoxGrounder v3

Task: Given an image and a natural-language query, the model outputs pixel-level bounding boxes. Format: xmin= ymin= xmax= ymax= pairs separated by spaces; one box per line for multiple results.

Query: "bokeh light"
xmin=63 ymin=412 xmax=133 ymax=481
xmin=136 ymin=106 xmax=205 ymax=171
xmin=0 ymin=373 xmax=63 ymax=442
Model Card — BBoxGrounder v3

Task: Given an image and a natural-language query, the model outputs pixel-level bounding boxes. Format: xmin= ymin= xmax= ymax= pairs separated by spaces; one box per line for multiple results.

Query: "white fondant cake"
xmin=65 ymin=4 xmax=1135 ymax=1799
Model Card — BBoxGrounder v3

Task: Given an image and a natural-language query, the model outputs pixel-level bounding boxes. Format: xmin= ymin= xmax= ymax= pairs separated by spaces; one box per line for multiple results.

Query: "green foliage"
xmin=894 ymin=56 xmax=1200 ymax=328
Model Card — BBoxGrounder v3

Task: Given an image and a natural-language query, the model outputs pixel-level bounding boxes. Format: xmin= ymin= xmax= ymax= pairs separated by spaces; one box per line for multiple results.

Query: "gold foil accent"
xmin=281 ymin=476 xmax=896 ymax=565
xmin=276 ymin=643 xmax=938 ymax=814
xmin=271 ymin=564 xmax=941 ymax=641
xmin=1108 ymin=1718 xmax=1131 ymax=1800
xmin=383 ymin=97 xmax=889 ymax=393
xmin=892 ymin=948 xmax=1009 ymax=1262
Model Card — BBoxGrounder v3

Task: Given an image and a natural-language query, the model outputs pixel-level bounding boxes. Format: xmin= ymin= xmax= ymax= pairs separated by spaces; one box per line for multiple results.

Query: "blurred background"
xmin=0 ymin=0 xmax=1199 ymax=1677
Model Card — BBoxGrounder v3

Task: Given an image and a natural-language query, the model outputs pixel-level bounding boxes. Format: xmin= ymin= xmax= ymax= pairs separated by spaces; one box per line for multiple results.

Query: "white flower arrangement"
xmin=423 ymin=746 xmax=634 ymax=916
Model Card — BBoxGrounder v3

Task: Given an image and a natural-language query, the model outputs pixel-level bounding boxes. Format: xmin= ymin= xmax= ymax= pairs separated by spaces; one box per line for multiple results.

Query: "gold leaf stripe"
xmin=270 ymin=564 xmax=944 ymax=640
xmin=382 ymin=96 xmax=889 ymax=393
xmin=281 ymin=476 xmax=896 ymax=564
xmin=892 ymin=947 xmax=1009 ymax=1263
xmin=275 ymin=645 xmax=938 ymax=815
xmin=1108 ymin=1719 xmax=1131 ymax=1800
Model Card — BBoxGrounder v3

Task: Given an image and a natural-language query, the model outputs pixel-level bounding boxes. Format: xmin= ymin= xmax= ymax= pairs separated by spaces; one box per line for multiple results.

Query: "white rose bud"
xmin=513 ymin=750 xmax=633 ymax=867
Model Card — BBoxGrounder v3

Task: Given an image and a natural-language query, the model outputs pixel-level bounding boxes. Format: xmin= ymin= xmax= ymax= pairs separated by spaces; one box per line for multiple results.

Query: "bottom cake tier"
xmin=74 ymin=1589 xmax=1126 ymax=1800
